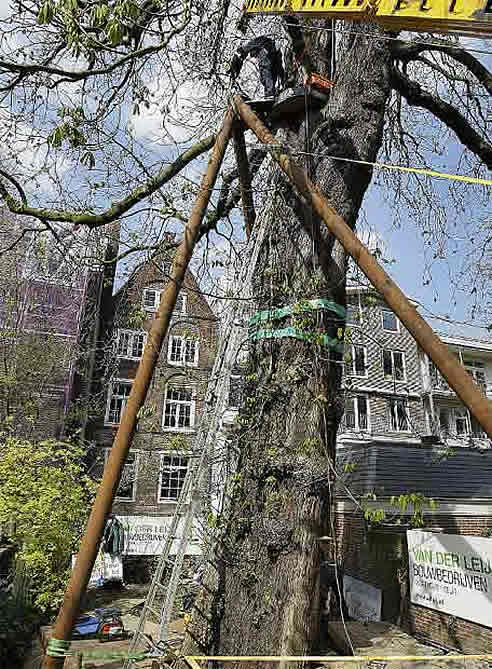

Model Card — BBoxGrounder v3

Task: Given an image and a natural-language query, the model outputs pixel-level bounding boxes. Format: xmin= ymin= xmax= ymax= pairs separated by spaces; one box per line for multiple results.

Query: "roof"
xmin=436 ymin=330 xmax=492 ymax=352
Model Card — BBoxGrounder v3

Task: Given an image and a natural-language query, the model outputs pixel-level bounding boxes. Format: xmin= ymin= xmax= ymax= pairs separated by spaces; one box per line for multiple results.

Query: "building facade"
xmin=91 ymin=250 xmax=218 ymax=574
xmin=334 ymin=287 xmax=492 ymax=652
xmin=0 ymin=213 xmax=114 ymax=440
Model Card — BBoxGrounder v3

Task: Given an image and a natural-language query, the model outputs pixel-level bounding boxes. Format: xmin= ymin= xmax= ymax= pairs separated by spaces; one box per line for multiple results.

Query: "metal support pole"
xmin=232 ymin=123 xmax=256 ymax=239
xmin=42 ymin=107 xmax=235 ymax=669
xmin=233 ymin=94 xmax=492 ymax=438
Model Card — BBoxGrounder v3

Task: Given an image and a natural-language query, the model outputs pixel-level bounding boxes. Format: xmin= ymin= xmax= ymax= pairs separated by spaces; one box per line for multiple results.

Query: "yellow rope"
xmin=185 ymin=655 xmax=492 ymax=662
xmin=363 ymin=160 xmax=492 ymax=187
xmin=296 ymin=152 xmax=492 ymax=187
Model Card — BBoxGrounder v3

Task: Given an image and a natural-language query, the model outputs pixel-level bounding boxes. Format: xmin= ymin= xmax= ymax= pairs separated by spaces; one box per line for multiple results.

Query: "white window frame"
xmin=346 ymin=304 xmax=362 ymax=326
xmin=383 ymin=349 xmax=406 ymax=381
xmin=162 ymin=384 xmax=196 ymax=432
xmin=157 ymin=452 xmax=190 ymax=503
xmin=343 ymin=395 xmax=370 ymax=432
xmin=388 ymin=398 xmax=410 ymax=433
xmin=440 ymin=407 xmax=470 ymax=437
xmin=381 ymin=309 xmax=399 ymax=333
xmin=167 ymin=335 xmax=199 ymax=367
xmin=105 ymin=448 xmax=138 ymax=501
xmin=105 ymin=379 xmax=133 ymax=425
xmin=143 ymin=288 xmax=187 ymax=314
xmin=116 ymin=329 xmax=147 ymax=360
xmin=143 ymin=288 xmax=160 ymax=312
xmin=350 ymin=344 xmax=367 ymax=378
xmin=463 ymin=359 xmax=487 ymax=391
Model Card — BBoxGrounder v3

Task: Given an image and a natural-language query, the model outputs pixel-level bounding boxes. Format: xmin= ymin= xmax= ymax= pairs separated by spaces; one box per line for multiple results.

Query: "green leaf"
xmin=38 ymin=1 xmax=54 ymax=24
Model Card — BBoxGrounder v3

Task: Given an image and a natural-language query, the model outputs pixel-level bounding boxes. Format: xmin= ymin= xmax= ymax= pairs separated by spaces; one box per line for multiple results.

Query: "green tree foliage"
xmin=0 ymin=437 xmax=97 ymax=612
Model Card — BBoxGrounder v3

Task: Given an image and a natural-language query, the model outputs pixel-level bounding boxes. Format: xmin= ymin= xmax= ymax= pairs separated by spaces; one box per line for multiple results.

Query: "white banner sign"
xmin=407 ymin=530 xmax=492 ymax=628
xmin=72 ymin=551 xmax=123 ymax=587
xmin=118 ymin=515 xmax=201 ymax=556
xmin=343 ymin=575 xmax=381 ymax=622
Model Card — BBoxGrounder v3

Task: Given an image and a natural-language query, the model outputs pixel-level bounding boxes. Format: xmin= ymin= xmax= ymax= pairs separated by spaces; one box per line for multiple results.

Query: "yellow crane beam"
xmin=244 ymin=0 xmax=492 ymax=39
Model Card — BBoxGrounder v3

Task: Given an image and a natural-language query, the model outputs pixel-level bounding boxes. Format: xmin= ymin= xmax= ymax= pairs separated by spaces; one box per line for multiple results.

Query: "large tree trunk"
xmin=183 ymin=23 xmax=392 ymax=660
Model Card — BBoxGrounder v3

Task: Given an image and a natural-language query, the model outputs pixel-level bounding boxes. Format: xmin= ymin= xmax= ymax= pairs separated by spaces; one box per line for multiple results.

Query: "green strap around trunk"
xmin=248 ymin=298 xmax=346 ymax=327
xmin=249 ymin=326 xmax=344 ymax=352
xmin=46 ymin=637 xmax=149 ymax=663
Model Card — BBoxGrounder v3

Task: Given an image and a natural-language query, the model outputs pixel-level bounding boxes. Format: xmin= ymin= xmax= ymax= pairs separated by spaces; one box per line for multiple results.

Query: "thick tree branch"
xmin=0 ymin=135 xmax=216 ymax=228
xmin=0 ymin=43 xmax=163 ymax=83
xmin=391 ymin=67 xmax=492 ymax=169
xmin=390 ymin=40 xmax=492 ymax=96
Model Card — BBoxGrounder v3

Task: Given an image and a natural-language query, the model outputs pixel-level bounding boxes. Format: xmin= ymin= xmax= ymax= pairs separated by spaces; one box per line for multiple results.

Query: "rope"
xmin=294 ymin=151 xmax=492 ymax=187
xmin=46 ymin=637 xmax=150 ymax=663
xmin=245 ymin=141 xmax=492 ymax=187
xmin=46 ymin=638 xmax=71 ymax=658
xmin=185 ymin=655 xmax=492 ymax=663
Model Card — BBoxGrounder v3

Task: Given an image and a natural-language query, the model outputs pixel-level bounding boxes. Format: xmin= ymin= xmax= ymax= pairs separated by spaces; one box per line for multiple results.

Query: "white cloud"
xmin=0 ymin=1 xmax=13 ymax=20
xmin=0 ymin=105 xmax=74 ymax=196
xmin=128 ymin=100 xmax=165 ymax=141
xmin=129 ymin=77 xmax=212 ymax=144
xmin=164 ymin=80 xmax=210 ymax=143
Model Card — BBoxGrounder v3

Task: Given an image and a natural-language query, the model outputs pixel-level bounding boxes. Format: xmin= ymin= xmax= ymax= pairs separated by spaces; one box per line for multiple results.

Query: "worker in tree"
xmin=229 ymin=36 xmax=284 ymax=99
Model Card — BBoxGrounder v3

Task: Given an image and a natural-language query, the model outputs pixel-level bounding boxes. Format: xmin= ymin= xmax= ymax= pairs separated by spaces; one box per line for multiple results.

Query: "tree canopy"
xmin=0 ymin=437 xmax=96 ymax=611
xmin=0 ymin=1 xmax=489 ymax=322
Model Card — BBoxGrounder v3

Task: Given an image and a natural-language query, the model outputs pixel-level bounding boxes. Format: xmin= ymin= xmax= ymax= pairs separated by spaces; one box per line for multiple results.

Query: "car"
xmin=72 ymin=608 xmax=126 ymax=642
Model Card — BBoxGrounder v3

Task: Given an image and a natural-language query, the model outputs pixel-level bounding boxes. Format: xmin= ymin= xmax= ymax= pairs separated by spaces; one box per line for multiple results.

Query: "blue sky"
xmin=361 ymin=179 xmax=490 ymax=339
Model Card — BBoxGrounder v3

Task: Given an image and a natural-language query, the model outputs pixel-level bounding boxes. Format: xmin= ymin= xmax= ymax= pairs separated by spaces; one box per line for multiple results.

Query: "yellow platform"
xmin=244 ymin=0 xmax=492 ymax=39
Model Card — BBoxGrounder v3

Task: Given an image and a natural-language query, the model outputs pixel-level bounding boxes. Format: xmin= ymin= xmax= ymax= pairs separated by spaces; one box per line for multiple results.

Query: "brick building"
xmin=334 ymin=287 xmax=492 ymax=652
xmin=90 ymin=249 xmax=218 ymax=574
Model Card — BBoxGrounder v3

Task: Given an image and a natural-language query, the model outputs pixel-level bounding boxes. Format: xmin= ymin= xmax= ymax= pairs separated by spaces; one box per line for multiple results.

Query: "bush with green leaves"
xmin=0 ymin=437 xmax=97 ymax=612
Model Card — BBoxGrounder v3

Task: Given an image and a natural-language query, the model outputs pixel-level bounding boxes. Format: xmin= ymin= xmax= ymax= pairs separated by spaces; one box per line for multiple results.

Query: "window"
xmin=143 ymin=288 xmax=187 ymax=314
xmin=117 ymin=329 xmax=146 ymax=360
xmin=158 ymin=454 xmax=189 ymax=501
xmin=428 ymin=360 xmax=450 ymax=391
xmin=344 ymin=395 xmax=369 ymax=431
xmin=383 ymin=350 xmax=405 ymax=380
xmin=106 ymin=449 xmax=137 ymax=500
xmin=349 ymin=345 xmax=367 ymax=377
xmin=168 ymin=335 xmax=199 ymax=366
xmin=381 ymin=309 xmax=398 ymax=332
xmin=346 ymin=304 xmax=361 ymax=326
xmin=389 ymin=398 xmax=410 ymax=432
xmin=439 ymin=408 xmax=469 ymax=437
xmin=463 ymin=359 xmax=487 ymax=391
xmin=143 ymin=288 xmax=160 ymax=312
xmin=106 ymin=380 xmax=132 ymax=424
xmin=175 ymin=294 xmax=187 ymax=314
xmin=163 ymin=385 xmax=195 ymax=431
xmin=454 ymin=408 xmax=469 ymax=436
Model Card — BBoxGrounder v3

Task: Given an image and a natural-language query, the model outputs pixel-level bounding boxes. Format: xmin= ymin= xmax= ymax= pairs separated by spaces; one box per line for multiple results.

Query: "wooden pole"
xmin=232 ymin=123 xmax=256 ymax=239
xmin=42 ymin=107 xmax=235 ymax=669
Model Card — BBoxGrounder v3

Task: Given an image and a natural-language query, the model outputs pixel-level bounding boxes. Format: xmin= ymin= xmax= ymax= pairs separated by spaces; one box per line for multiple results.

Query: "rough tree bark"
xmin=182 ymin=23 xmax=392 ymax=660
